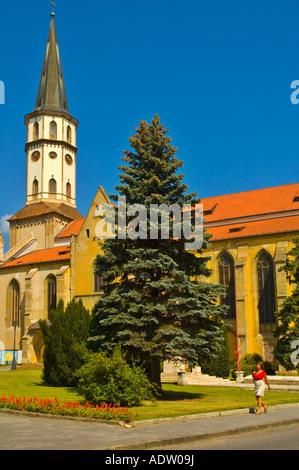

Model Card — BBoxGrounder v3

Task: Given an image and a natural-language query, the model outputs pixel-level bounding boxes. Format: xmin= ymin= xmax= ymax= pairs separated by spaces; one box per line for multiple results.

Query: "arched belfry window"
xmin=7 ymin=280 xmax=20 ymax=327
xmin=49 ymin=178 xmax=57 ymax=195
xmin=66 ymin=182 xmax=71 ymax=198
xmin=33 ymin=122 xmax=39 ymax=140
xmin=47 ymin=275 xmax=57 ymax=314
xmin=67 ymin=125 xmax=72 ymax=144
xmin=32 ymin=179 xmax=39 ymax=195
xmin=257 ymin=251 xmax=276 ymax=330
xmin=50 ymin=120 xmax=57 ymax=139
xmin=218 ymin=251 xmax=236 ymax=319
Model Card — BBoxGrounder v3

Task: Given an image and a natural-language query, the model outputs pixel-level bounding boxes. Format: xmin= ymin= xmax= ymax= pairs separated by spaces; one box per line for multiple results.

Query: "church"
xmin=0 ymin=10 xmax=298 ymax=369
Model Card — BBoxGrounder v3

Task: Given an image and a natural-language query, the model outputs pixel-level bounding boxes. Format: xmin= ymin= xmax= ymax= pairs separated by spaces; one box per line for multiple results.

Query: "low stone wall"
xmin=244 ymin=375 xmax=299 ymax=386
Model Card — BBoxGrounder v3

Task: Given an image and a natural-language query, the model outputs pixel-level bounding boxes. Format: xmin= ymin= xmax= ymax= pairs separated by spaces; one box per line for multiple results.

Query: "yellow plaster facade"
xmin=202 ymin=232 xmax=298 ymax=366
xmin=70 ymin=187 xmax=111 ymax=313
xmin=68 ymin=186 xmax=299 ymax=369
xmin=0 ymin=261 xmax=70 ymax=364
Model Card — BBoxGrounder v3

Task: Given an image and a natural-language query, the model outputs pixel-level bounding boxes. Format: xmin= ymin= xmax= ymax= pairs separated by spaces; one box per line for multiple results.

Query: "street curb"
xmin=103 ymin=406 xmax=299 ymax=450
xmin=1 ymin=402 xmax=299 ymax=429
xmin=103 ymin=418 xmax=299 ymax=450
xmin=131 ymin=402 xmax=299 ymax=427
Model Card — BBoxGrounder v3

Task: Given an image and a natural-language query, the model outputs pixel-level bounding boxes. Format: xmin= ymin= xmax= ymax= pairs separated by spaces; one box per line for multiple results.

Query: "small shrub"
xmin=76 ymin=346 xmax=156 ymax=407
xmin=240 ymin=353 xmax=263 ymax=377
xmin=232 ymin=353 xmax=276 ymax=378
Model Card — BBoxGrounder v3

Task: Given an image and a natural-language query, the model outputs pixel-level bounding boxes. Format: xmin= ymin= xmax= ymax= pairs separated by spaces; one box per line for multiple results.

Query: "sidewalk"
xmin=107 ymin=404 xmax=299 ymax=450
xmin=1 ymin=403 xmax=299 ymax=450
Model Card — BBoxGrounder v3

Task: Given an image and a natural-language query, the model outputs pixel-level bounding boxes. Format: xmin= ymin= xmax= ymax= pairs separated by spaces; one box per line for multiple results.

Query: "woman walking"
xmin=252 ymin=361 xmax=270 ymax=415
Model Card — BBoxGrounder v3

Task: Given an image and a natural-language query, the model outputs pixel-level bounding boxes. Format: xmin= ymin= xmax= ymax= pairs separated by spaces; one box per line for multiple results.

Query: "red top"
xmin=253 ymin=370 xmax=266 ymax=381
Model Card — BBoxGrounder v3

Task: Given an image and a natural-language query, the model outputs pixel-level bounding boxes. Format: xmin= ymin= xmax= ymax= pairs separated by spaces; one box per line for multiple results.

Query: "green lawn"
xmin=131 ymin=385 xmax=299 ymax=420
xmin=0 ymin=369 xmax=83 ymax=403
xmin=1 ymin=369 xmax=299 ymax=421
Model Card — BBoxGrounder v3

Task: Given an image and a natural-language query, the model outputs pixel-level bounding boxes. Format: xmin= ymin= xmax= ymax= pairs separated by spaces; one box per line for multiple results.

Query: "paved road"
xmin=154 ymin=422 xmax=299 ymax=450
xmin=1 ymin=405 xmax=299 ymax=450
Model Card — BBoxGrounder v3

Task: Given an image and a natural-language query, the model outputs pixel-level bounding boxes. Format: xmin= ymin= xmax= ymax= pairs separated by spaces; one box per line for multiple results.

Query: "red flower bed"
xmin=0 ymin=395 xmax=135 ymax=423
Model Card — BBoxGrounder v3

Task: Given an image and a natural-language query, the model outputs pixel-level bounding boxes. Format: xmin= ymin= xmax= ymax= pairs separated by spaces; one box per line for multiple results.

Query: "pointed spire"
xmin=33 ymin=11 xmax=70 ymax=115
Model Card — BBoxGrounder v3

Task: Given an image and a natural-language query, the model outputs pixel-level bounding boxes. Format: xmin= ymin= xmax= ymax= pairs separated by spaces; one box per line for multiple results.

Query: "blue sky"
xmin=0 ymin=0 xmax=299 ymax=248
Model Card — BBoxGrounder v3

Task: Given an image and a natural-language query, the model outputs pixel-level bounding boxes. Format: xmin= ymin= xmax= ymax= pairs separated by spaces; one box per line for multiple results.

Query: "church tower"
xmin=25 ymin=9 xmax=78 ymax=208
xmin=8 ymin=8 xmax=83 ymax=251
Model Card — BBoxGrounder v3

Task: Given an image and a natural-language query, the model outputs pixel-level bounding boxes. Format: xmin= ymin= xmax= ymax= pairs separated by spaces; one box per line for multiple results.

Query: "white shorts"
xmin=255 ymin=380 xmax=266 ymax=397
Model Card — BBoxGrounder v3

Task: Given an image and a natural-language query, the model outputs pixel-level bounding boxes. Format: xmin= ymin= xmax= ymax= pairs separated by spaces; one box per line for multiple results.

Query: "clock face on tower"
xmin=65 ymin=154 xmax=73 ymax=166
xmin=31 ymin=151 xmax=41 ymax=162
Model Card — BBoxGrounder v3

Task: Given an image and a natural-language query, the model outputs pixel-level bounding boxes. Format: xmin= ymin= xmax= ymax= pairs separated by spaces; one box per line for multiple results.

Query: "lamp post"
xmin=234 ymin=263 xmax=245 ymax=383
xmin=234 ymin=263 xmax=240 ymax=371
xmin=11 ymin=320 xmax=18 ymax=371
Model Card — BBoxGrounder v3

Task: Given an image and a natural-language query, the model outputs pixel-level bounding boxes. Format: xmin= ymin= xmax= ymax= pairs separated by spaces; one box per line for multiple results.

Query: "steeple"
xmin=33 ymin=10 xmax=69 ymax=115
xmin=7 ymin=2 xmax=83 ymax=253
xmin=23 ymin=5 xmax=79 ymax=214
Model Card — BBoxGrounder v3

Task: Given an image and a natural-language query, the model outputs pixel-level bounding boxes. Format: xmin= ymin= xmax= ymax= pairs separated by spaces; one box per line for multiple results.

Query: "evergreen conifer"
xmin=89 ymin=116 xmax=227 ymax=390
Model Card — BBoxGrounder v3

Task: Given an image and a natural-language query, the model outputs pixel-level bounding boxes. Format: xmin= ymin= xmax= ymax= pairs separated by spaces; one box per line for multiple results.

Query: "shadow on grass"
xmin=158 ymin=385 xmax=205 ymax=402
xmin=31 ymin=381 xmax=84 ymax=400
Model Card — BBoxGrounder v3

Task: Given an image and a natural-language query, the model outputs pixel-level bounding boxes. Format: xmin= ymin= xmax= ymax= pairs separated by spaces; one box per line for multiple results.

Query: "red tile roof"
xmin=9 ymin=202 xmax=83 ymax=222
xmin=201 ymin=183 xmax=299 ymax=223
xmin=54 ymin=184 xmax=299 ymax=242
xmin=55 ymin=219 xmax=84 ymax=239
xmin=207 ymin=215 xmax=299 ymax=241
xmin=0 ymin=246 xmax=71 ymax=268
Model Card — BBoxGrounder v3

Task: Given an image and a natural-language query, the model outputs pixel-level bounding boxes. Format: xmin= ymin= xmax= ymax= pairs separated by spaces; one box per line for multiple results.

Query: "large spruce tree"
xmin=273 ymin=239 xmax=299 ymax=371
xmin=89 ymin=115 xmax=227 ymax=390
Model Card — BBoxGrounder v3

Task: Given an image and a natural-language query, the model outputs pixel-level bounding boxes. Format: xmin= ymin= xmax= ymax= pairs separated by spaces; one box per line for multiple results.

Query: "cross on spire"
xmin=50 ymin=1 xmax=56 ymax=16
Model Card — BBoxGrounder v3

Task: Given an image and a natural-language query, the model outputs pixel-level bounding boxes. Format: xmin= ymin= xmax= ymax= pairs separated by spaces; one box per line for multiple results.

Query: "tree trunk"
xmin=149 ymin=358 xmax=163 ymax=396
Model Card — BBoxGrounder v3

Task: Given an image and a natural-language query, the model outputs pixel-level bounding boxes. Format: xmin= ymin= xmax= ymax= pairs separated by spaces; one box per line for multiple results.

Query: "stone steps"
xmin=161 ymin=373 xmax=178 ymax=383
xmin=161 ymin=372 xmax=231 ymax=386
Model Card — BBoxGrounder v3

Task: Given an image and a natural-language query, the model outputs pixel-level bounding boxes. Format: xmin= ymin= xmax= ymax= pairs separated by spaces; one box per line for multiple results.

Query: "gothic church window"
xmin=7 ymin=280 xmax=20 ymax=327
xmin=218 ymin=251 xmax=236 ymax=319
xmin=94 ymin=273 xmax=107 ymax=293
xmin=47 ymin=275 xmax=57 ymax=314
xmin=257 ymin=251 xmax=276 ymax=331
